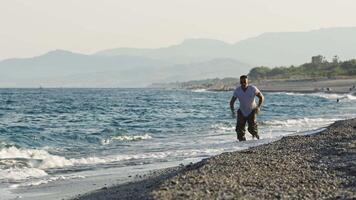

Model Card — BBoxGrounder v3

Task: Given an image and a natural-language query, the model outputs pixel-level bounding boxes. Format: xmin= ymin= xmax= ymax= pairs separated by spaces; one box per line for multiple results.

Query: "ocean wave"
xmin=100 ymin=134 xmax=152 ymax=145
xmin=191 ymin=89 xmax=208 ymax=93
xmin=0 ymin=145 xmax=228 ymax=180
xmin=0 ymin=146 xmax=108 ymax=170
xmin=212 ymin=117 xmax=338 ymax=131
xmin=262 ymin=117 xmax=339 ymax=127
xmin=346 ymin=94 xmax=356 ymax=100
xmin=10 ymin=174 xmax=85 ymax=188
xmin=310 ymin=93 xmax=356 ymax=100
xmin=284 ymin=92 xmax=356 ymax=100
xmin=211 ymin=123 xmax=234 ymax=132
xmin=0 ymin=146 xmax=138 ymax=180
xmin=111 ymin=134 xmax=152 ymax=141
xmin=0 ymin=148 xmax=228 ymax=181
xmin=0 ymin=168 xmax=48 ymax=181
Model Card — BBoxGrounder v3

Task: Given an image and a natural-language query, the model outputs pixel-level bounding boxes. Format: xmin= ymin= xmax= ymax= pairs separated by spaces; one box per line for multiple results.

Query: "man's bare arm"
xmin=230 ymin=96 xmax=237 ymax=112
xmin=256 ymin=92 xmax=264 ymax=113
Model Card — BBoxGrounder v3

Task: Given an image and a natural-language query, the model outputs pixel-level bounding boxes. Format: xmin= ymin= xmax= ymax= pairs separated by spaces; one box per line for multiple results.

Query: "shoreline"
xmin=254 ymin=78 xmax=356 ymax=94
xmin=72 ymin=118 xmax=356 ymax=200
xmin=173 ymin=77 xmax=356 ymax=93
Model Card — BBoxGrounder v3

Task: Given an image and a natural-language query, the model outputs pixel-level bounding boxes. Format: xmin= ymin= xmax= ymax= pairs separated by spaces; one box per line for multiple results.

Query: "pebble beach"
xmin=73 ymin=118 xmax=356 ymax=200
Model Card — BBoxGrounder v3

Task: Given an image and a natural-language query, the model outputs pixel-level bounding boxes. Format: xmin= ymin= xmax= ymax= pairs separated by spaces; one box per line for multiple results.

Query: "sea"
xmin=0 ymin=88 xmax=356 ymax=199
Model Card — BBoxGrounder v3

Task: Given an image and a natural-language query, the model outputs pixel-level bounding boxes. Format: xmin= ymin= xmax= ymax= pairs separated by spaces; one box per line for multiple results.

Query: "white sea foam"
xmin=10 ymin=175 xmax=85 ymax=188
xmin=211 ymin=123 xmax=234 ymax=132
xmin=210 ymin=111 xmax=338 ymax=131
xmin=100 ymin=139 xmax=111 ymax=145
xmin=283 ymin=92 xmax=306 ymax=96
xmin=346 ymin=94 xmax=356 ymax=100
xmin=0 ymin=145 xmax=224 ymax=176
xmin=284 ymin=92 xmax=356 ymax=101
xmin=101 ymin=134 xmax=152 ymax=145
xmin=0 ymin=146 xmax=106 ymax=170
xmin=112 ymin=134 xmax=152 ymax=141
xmin=263 ymin=117 xmax=338 ymax=127
xmin=0 ymin=145 xmax=236 ymax=182
xmin=310 ymin=93 xmax=354 ymax=100
xmin=0 ymin=168 xmax=48 ymax=181
xmin=191 ymin=89 xmax=207 ymax=93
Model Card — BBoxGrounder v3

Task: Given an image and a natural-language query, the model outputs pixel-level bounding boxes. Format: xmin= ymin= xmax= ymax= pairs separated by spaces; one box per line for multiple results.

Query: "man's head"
xmin=240 ymin=75 xmax=248 ymax=89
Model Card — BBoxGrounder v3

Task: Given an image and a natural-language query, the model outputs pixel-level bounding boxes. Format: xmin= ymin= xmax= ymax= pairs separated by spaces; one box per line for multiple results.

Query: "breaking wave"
xmin=0 ymin=145 xmax=230 ymax=180
xmin=100 ymin=134 xmax=152 ymax=145
xmin=285 ymin=92 xmax=356 ymax=100
xmin=191 ymin=89 xmax=208 ymax=93
xmin=0 ymin=167 xmax=48 ymax=181
xmin=10 ymin=175 xmax=85 ymax=188
xmin=111 ymin=134 xmax=152 ymax=141
xmin=262 ymin=117 xmax=339 ymax=128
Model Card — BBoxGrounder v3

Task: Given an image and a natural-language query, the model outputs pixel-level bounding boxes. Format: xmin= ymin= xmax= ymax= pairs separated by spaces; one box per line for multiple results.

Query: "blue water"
xmin=0 ymin=89 xmax=355 ymax=188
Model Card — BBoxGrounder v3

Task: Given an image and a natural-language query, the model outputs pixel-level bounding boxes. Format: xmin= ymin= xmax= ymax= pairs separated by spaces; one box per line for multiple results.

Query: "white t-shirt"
xmin=233 ymin=85 xmax=260 ymax=117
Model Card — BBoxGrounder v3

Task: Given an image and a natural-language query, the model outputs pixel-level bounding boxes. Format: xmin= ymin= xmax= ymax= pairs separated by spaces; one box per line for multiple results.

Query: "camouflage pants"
xmin=235 ymin=109 xmax=259 ymax=141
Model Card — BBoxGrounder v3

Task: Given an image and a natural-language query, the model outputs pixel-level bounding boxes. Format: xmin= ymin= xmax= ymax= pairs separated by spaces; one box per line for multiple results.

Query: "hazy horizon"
xmin=1 ymin=0 xmax=356 ymax=60
xmin=1 ymin=26 xmax=353 ymax=60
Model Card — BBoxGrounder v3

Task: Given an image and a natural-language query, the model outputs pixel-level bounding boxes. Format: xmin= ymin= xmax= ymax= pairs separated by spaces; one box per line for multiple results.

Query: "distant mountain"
xmin=158 ymin=58 xmax=250 ymax=82
xmin=0 ymin=50 xmax=167 ymax=87
xmin=231 ymin=27 xmax=356 ymax=66
xmin=97 ymin=27 xmax=356 ymax=66
xmin=0 ymin=50 xmax=249 ymax=87
xmin=96 ymin=39 xmax=233 ymax=64
xmin=2 ymin=27 xmax=356 ymax=87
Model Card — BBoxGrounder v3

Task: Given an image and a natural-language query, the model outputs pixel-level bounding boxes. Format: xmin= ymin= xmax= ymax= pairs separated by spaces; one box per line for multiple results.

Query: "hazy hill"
xmin=2 ymin=27 xmax=356 ymax=87
xmin=2 ymin=49 xmax=164 ymax=75
xmin=158 ymin=58 xmax=250 ymax=82
xmin=97 ymin=27 xmax=356 ymax=66
xmin=231 ymin=27 xmax=356 ymax=66
xmin=96 ymin=39 xmax=234 ymax=64
xmin=0 ymin=50 xmax=166 ymax=87
xmin=0 ymin=50 xmax=249 ymax=87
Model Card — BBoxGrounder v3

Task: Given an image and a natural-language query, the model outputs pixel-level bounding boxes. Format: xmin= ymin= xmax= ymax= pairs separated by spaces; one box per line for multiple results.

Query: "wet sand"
xmin=72 ymin=118 xmax=356 ymax=200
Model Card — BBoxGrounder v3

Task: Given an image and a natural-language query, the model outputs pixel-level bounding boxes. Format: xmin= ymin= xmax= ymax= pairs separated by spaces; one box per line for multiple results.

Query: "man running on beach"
xmin=230 ymin=75 xmax=264 ymax=141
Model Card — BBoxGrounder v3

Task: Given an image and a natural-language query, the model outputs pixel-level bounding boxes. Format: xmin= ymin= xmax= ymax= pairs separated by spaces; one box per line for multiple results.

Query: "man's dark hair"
xmin=240 ymin=75 xmax=248 ymax=79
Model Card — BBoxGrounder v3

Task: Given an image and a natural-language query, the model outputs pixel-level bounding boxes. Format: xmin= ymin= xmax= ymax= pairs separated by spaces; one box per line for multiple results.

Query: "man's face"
xmin=240 ymin=78 xmax=248 ymax=89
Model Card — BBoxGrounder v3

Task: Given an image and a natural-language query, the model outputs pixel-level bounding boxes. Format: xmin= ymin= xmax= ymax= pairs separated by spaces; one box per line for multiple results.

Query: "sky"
xmin=1 ymin=0 xmax=356 ymax=60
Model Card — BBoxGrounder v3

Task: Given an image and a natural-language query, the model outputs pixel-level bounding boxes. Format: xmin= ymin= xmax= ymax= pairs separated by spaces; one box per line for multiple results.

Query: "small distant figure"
xmin=337 ymin=98 xmax=340 ymax=103
xmin=230 ymin=75 xmax=264 ymax=141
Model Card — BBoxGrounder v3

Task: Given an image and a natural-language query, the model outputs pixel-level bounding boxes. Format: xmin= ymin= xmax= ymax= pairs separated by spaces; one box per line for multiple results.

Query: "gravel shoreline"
xmin=73 ymin=118 xmax=356 ymax=200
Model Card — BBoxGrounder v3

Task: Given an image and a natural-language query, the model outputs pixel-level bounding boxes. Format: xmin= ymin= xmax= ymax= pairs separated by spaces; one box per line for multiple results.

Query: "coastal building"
xmin=332 ymin=55 xmax=339 ymax=64
xmin=311 ymin=55 xmax=324 ymax=64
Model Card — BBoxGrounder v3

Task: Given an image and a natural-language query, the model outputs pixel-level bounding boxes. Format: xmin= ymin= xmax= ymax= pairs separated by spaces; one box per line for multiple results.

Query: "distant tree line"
xmin=248 ymin=55 xmax=356 ymax=80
